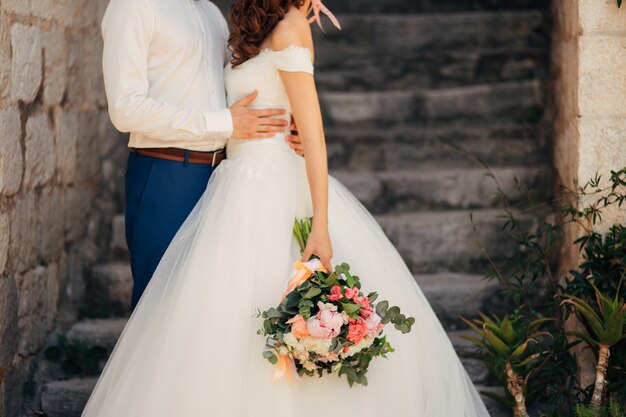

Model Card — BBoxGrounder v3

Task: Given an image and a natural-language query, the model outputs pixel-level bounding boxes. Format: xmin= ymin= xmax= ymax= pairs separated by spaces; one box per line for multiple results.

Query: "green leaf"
xmin=341 ymin=302 xmax=361 ymax=315
xmin=303 ymin=287 xmax=322 ymax=299
xmin=483 ymin=329 xmax=511 ymax=357
xmin=376 ymin=300 xmax=389 ymax=315
xmin=263 ymin=351 xmax=278 ymax=364
xmin=498 ymin=316 xmax=517 ymax=345
xmin=566 ymin=330 xmax=601 ymax=348
xmin=599 ymin=307 xmax=625 ymax=345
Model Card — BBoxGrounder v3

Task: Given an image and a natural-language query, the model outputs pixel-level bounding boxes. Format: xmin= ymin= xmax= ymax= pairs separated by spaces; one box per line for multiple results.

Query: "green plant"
xmin=562 ymin=277 xmax=626 ymax=414
xmin=575 ymin=401 xmax=626 ymax=417
xmin=461 ymin=313 xmax=552 ymax=417
xmin=44 ymin=334 xmax=107 ymax=376
xmin=462 ymin=161 xmax=625 ymax=414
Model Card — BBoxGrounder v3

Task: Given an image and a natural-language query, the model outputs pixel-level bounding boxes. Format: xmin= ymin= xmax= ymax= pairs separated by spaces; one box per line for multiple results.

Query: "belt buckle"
xmin=212 ymin=152 xmax=217 ymax=167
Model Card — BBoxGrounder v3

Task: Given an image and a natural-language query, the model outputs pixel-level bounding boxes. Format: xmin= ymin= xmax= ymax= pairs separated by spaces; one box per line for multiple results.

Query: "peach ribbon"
xmin=273 ymin=259 xmax=327 ymax=383
xmin=307 ymin=0 xmax=341 ymax=32
xmin=280 ymin=259 xmax=327 ymax=301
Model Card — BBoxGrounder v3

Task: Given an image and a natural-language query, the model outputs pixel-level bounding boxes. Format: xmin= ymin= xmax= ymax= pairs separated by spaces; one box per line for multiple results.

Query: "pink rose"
xmin=287 ymin=314 xmax=309 ymax=339
xmin=354 ymin=296 xmax=372 ymax=317
xmin=344 ymin=287 xmax=359 ymax=300
xmin=307 ymin=302 xmax=345 ymax=339
xmin=347 ymin=318 xmax=368 ymax=344
xmin=327 ymin=285 xmax=343 ymax=301
xmin=365 ymin=313 xmax=384 ymax=338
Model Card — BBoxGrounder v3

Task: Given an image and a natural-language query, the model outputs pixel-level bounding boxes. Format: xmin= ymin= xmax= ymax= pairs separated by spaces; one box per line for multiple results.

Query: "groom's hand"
xmin=285 ymin=118 xmax=304 ymax=156
xmin=229 ymin=91 xmax=288 ymax=139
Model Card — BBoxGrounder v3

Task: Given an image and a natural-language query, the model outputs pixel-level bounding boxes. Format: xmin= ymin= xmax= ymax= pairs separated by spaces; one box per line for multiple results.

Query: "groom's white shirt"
xmin=101 ymin=0 xmax=233 ymax=151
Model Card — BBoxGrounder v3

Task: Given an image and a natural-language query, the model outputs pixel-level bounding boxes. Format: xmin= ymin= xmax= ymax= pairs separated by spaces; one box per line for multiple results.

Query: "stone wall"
xmin=551 ymin=0 xmax=626 ymax=386
xmin=0 ymin=1 xmax=126 ymax=415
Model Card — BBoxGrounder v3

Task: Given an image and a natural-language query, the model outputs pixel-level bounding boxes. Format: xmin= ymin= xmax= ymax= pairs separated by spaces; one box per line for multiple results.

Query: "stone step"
xmin=417 ymin=273 xmax=501 ymax=329
xmin=326 ymin=123 xmax=548 ymax=170
xmin=66 ymin=318 xmax=126 ymax=351
xmin=332 ymin=165 xmax=549 ymax=213
xmin=376 ymin=209 xmax=530 ymax=273
xmin=41 ymin=377 xmax=97 ymax=417
xmin=320 ymin=80 xmax=543 ymax=127
xmin=313 ymin=12 xmax=546 ymax=63
xmin=315 ymin=47 xmax=547 ymax=91
xmin=84 ymin=262 xmax=132 ymax=317
xmin=319 ymin=0 xmax=546 ymax=14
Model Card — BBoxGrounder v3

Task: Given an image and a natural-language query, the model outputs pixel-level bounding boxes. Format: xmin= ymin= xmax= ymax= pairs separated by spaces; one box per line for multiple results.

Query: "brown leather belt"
xmin=131 ymin=147 xmax=226 ymax=167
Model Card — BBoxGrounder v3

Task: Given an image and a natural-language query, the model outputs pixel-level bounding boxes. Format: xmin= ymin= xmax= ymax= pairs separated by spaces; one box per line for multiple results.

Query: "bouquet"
xmin=257 ymin=218 xmax=415 ymax=387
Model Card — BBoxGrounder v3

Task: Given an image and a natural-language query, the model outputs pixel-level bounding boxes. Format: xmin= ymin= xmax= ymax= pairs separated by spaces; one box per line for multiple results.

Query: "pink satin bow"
xmin=307 ymin=0 xmax=341 ymax=32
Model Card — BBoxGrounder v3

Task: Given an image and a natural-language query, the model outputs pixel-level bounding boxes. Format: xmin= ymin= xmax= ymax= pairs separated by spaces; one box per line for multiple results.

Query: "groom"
xmin=101 ymin=0 xmax=303 ymax=309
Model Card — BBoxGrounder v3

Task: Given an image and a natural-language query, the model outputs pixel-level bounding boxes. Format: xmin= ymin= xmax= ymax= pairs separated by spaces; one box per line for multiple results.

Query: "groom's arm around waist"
xmin=101 ymin=0 xmax=233 ymax=146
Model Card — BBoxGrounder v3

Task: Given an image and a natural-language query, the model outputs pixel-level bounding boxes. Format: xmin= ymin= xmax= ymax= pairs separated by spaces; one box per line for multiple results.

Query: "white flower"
xmin=283 ymin=332 xmax=301 ymax=350
xmin=300 ymin=336 xmax=332 ymax=356
xmin=301 ymin=361 xmax=318 ymax=372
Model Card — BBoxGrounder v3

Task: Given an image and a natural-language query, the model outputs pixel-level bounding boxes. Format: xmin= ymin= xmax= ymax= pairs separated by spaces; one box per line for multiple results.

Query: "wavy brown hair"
xmin=228 ymin=0 xmax=304 ymax=67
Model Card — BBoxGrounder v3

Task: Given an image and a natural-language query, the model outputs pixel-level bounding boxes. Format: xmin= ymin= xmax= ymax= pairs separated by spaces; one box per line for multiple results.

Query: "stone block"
xmin=15 ymin=265 xmax=59 ymax=355
xmin=53 ymin=108 xmax=78 ymax=184
xmin=63 ymin=186 xmax=93 ymax=243
xmin=110 ymin=214 xmax=127 ymax=252
xmin=0 ymin=277 xmax=18 ymax=365
xmin=0 ymin=0 xmax=31 ymax=16
xmin=0 ymin=16 xmax=11 ymax=103
xmin=41 ymin=377 xmax=97 ymax=417
xmin=579 ymin=36 xmax=626 ymax=118
xmin=580 ymin=0 xmax=626 ymax=35
xmin=66 ymin=318 xmax=126 ymax=351
xmin=7 ymin=191 xmax=37 ymax=273
xmin=76 ymin=110 xmax=100 ymax=180
xmin=87 ymin=262 xmax=132 ymax=316
xmin=0 ymin=106 xmax=23 ymax=195
xmin=37 ymin=186 xmax=65 ymax=262
xmin=10 ymin=24 xmax=42 ymax=103
xmin=42 ymin=25 xmax=68 ymax=106
xmin=24 ymin=112 xmax=56 ymax=188
xmin=0 ymin=212 xmax=8 ymax=275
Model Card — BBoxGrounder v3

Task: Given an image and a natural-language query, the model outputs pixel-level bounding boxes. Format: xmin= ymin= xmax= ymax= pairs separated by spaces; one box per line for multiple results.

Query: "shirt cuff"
xmin=204 ymin=108 xmax=233 ymax=139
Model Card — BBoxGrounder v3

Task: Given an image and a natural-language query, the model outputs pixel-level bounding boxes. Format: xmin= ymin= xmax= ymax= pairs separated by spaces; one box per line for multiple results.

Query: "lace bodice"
xmin=224 ymin=45 xmax=314 ymax=130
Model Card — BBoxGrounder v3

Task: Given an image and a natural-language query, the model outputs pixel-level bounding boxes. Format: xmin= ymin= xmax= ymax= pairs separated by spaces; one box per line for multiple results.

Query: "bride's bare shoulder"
xmin=267 ymin=8 xmax=314 ymax=52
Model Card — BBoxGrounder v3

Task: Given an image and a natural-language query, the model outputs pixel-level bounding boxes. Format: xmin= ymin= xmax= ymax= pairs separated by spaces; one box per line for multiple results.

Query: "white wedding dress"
xmin=82 ymin=45 xmax=490 ymax=417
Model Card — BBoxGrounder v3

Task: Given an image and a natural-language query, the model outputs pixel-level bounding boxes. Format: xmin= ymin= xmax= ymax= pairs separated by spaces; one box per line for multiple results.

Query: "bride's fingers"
xmin=302 ymin=246 xmax=313 ymax=262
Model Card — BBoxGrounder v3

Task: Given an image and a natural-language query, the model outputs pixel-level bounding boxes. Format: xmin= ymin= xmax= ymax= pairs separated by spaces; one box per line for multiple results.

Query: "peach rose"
xmin=347 ymin=318 xmax=368 ymax=344
xmin=287 ymin=314 xmax=309 ymax=339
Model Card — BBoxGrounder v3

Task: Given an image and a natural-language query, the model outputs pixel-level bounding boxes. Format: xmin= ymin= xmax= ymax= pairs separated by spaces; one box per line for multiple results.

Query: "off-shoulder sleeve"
xmin=271 ymin=45 xmax=314 ymax=75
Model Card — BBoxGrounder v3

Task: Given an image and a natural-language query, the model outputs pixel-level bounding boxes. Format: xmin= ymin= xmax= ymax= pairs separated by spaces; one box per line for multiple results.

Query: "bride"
xmin=83 ymin=0 xmax=491 ymax=415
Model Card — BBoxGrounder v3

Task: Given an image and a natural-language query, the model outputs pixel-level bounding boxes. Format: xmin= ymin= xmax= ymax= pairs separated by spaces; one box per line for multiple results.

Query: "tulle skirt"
xmin=82 ymin=137 xmax=490 ymax=417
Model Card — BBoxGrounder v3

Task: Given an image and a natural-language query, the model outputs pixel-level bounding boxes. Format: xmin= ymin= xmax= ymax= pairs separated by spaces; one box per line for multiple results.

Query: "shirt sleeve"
xmin=101 ymin=0 xmax=233 ymax=142
xmin=271 ymin=45 xmax=315 ymax=75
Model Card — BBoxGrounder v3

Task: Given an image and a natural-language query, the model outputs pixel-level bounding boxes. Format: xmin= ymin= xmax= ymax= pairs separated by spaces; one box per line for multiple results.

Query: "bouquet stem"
xmin=293 ymin=217 xmax=313 ymax=254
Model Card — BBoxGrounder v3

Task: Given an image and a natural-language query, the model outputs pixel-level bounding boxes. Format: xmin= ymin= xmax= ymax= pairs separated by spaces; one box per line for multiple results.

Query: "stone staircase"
xmin=29 ymin=1 xmax=551 ymax=416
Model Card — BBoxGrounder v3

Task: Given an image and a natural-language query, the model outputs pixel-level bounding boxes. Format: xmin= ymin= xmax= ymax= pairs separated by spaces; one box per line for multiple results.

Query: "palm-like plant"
xmin=562 ymin=277 xmax=626 ymax=414
xmin=461 ymin=313 xmax=552 ymax=417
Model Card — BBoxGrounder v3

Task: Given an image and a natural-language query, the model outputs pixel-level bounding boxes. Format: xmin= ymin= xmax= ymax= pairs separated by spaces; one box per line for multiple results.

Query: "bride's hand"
xmin=302 ymin=225 xmax=333 ymax=272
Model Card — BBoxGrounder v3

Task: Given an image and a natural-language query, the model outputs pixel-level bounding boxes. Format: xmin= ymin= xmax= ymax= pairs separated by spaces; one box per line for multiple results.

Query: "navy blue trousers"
xmin=125 ymin=151 xmax=215 ymax=309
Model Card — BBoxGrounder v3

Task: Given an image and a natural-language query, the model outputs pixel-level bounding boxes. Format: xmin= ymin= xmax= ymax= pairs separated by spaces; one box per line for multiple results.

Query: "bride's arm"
xmin=271 ymin=21 xmax=333 ymax=271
